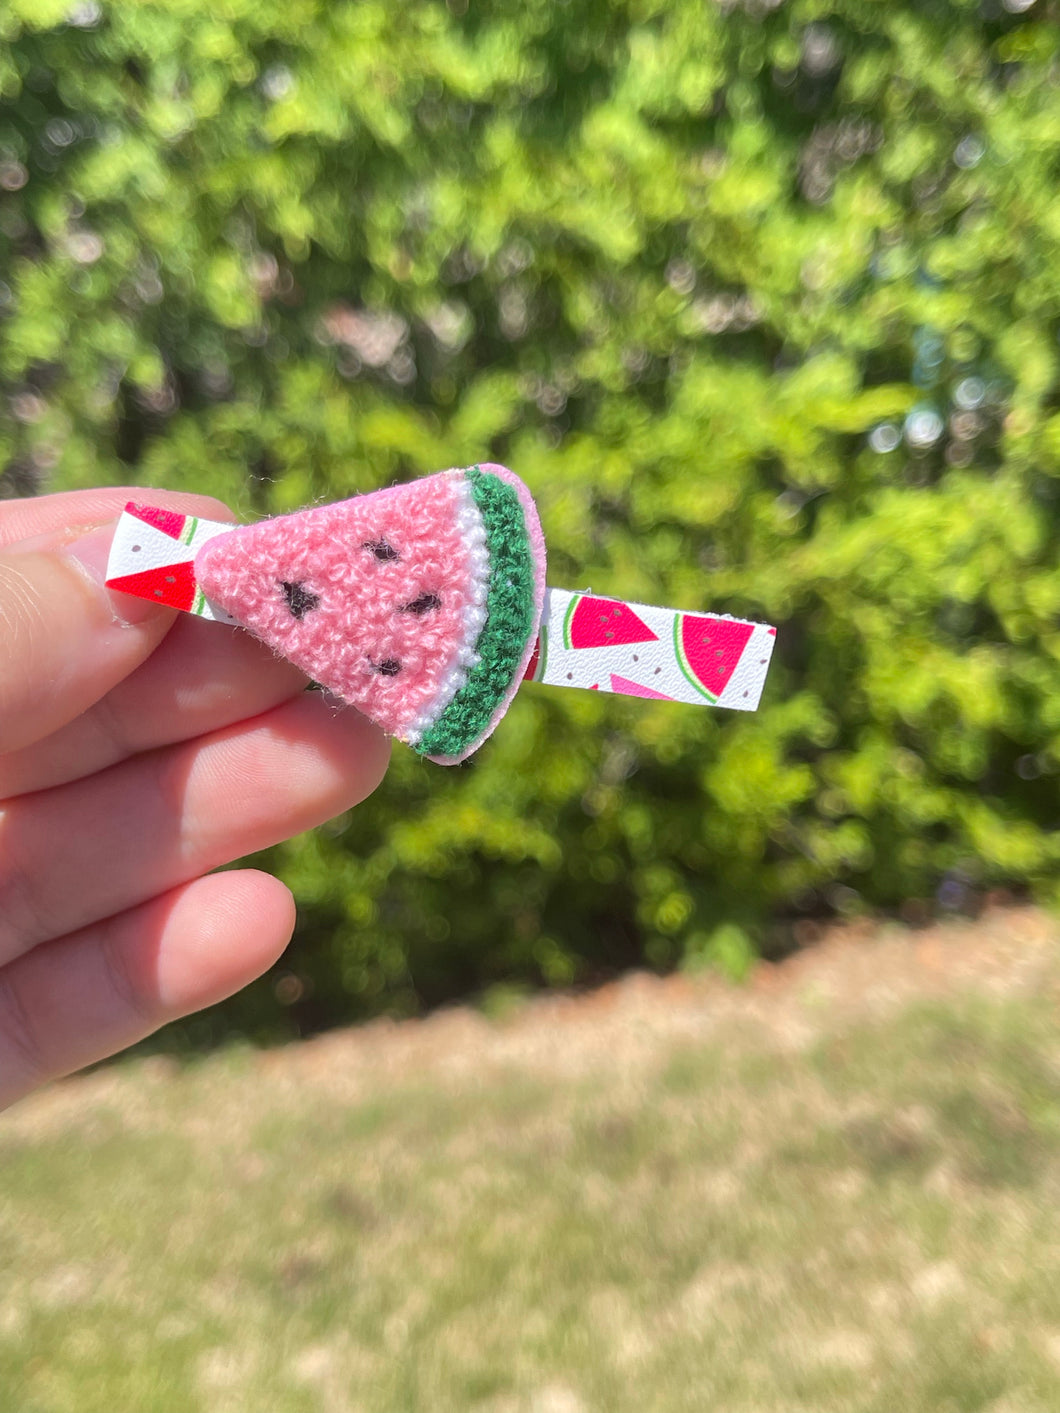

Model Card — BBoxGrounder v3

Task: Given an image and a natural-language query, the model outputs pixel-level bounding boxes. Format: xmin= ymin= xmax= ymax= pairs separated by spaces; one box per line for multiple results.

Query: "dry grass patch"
xmin=3 ymin=908 xmax=1060 ymax=1411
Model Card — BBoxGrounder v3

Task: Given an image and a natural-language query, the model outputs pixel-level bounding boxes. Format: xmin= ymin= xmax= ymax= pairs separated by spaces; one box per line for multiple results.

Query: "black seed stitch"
xmin=375 ymin=658 xmax=402 ymax=676
xmin=280 ymin=580 xmax=320 ymax=619
xmin=363 ymin=538 xmax=399 ymax=562
xmin=400 ymin=591 xmax=442 ymax=615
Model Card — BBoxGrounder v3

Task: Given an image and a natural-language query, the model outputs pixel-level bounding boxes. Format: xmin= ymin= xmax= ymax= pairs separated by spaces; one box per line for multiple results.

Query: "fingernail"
xmin=60 ymin=522 xmax=115 ymax=585
xmin=60 ymin=522 xmax=169 ymax=626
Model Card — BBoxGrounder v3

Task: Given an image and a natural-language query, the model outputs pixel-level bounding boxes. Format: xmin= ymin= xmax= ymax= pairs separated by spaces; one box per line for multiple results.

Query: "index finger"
xmin=0 ymin=489 xmax=238 ymax=755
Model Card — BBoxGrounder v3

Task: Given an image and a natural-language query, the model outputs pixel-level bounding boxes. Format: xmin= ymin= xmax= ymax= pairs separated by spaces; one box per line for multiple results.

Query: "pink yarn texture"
xmin=194 ymin=467 xmax=544 ymax=757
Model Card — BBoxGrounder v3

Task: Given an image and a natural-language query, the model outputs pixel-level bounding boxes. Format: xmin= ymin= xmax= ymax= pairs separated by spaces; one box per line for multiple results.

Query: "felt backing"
xmin=106 ymin=505 xmax=237 ymax=621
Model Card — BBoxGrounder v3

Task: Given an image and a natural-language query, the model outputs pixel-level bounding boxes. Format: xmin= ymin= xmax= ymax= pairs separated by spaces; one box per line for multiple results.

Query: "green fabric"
xmin=418 ymin=467 xmax=536 ymax=759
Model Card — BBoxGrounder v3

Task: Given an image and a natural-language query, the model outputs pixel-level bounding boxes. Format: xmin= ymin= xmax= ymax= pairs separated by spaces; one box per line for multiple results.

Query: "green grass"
xmin=4 ymin=974 xmax=1060 ymax=1411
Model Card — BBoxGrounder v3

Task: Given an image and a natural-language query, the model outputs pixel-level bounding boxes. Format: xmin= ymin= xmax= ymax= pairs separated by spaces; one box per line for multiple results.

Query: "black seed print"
xmin=400 ymin=592 xmax=442 ymax=615
xmin=375 ymin=658 xmax=402 ymax=676
xmin=280 ymin=580 xmax=320 ymax=619
xmin=363 ymin=538 xmax=399 ymax=562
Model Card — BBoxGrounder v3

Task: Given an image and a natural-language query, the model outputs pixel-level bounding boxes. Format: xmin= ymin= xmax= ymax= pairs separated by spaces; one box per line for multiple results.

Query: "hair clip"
xmin=105 ymin=464 xmax=776 ymax=763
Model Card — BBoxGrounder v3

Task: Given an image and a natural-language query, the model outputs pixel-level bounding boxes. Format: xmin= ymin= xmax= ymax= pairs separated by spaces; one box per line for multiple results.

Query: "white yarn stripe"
xmin=402 ymin=474 xmax=491 ymax=746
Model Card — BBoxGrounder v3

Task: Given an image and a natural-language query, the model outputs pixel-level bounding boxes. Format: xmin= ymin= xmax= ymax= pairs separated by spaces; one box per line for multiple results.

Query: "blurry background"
xmin=7 ymin=3 xmax=1060 ymax=1410
xmin=4 ymin=0 xmax=1060 ymax=1041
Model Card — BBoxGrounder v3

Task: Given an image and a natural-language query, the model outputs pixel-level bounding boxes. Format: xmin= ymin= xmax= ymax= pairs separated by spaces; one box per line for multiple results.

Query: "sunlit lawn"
xmin=4 ymin=930 xmax=1060 ymax=1412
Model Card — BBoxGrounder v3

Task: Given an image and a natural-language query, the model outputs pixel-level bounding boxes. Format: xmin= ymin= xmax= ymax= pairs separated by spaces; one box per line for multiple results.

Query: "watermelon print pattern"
xmin=523 ymin=630 xmax=544 ymax=683
xmin=106 ymin=558 xmax=200 ymax=613
xmin=674 ymin=614 xmax=755 ymax=703
xmin=563 ymin=595 xmax=658 ymax=650
xmin=609 ymin=673 xmax=674 ymax=701
xmin=125 ymin=503 xmax=190 ymax=541
xmin=532 ymin=589 xmax=775 ymax=712
xmin=106 ymin=504 xmax=237 ymax=621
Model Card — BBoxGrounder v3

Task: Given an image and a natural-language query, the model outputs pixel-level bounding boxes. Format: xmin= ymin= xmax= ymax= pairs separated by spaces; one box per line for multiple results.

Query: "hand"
xmin=0 ymin=488 xmax=390 ymax=1109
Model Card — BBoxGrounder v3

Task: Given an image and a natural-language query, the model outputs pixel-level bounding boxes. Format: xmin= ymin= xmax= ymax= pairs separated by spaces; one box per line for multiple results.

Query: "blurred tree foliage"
xmin=3 ymin=0 xmax=1060 ymax=1039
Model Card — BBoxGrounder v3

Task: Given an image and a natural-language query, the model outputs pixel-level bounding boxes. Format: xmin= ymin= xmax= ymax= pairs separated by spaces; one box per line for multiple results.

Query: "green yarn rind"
xmin=417 ymin=467 xmax=536 ymax=759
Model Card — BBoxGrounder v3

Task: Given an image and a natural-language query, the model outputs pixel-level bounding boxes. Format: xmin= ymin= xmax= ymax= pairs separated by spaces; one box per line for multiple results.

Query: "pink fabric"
xmin=195 ymin=473 xmax=481 ymax=739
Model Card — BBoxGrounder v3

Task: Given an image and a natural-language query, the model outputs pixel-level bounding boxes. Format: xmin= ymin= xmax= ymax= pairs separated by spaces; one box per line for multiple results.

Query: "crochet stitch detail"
xmin=417 ymin=467 xmax=537 ymax=759
xmin=194 ymin=472 xmax=484 ymax=740
xmin=192 ymin=465 xmax=543 ymax=762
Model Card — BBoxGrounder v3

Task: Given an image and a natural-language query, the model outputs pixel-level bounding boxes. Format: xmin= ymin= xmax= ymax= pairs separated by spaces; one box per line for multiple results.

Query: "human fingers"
xmin=0 ymin=488 xmax=232 ymax=550
xmin=0 ymin=493 xmax=237 ymax=755
xmin=0 ymin=529 xmax=175 ymax=753
xmin=0 ymin=612 xmax=308 ymax=798
xmin=0 ymin=869 xmax=295 ymax=1111
xmin=0 ymin=691 xmax=391 ymax=963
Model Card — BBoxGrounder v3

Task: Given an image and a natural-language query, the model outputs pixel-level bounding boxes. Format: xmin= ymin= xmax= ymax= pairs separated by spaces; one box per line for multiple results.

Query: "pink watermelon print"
xmin=525 ymin=588 xmax=773 ymax=712
xmin=563 ymin=595 xmax=657 ymax=650
xmin=674 ymin=614 xmax=754 ymax=701
xmin=105 ymin=479 xmax=777 ymax=755
xmin=126 ymin=503 xmax=189 ymax=541
xmin=609 ymin=673 xmax=673 ymax=701
xmin=194 ymin=465 xmax=545 ymax=763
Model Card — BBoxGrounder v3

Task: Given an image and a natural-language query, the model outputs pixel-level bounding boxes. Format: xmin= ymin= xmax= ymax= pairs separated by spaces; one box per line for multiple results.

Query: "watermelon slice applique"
xmin=194 ymin=464 xmax=546 ymax=764
xmin=563 ymin=595 xmax=657 ymax=650
xmin=673 ymin=614 xmax=754 ymax=701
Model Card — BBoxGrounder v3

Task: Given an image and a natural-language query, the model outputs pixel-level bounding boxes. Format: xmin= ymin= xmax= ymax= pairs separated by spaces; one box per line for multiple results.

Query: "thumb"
xmin=0 ymin=521 xmax=176 ymax=756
